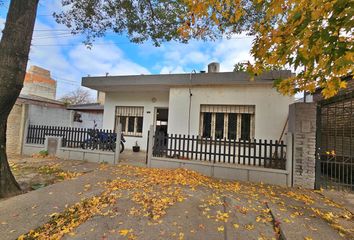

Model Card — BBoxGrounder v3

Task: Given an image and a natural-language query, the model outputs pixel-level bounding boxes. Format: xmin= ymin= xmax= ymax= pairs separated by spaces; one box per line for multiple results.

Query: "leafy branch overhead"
xmin=179 ymin=0 xmax=354 ymax=98
xmin=56 ymin=0 xmax=353 ymax=98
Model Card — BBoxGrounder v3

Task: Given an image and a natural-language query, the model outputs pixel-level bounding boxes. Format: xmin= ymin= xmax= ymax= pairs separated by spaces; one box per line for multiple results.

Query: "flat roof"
xmin=67 ymin=103 xmax=104 ymax=111
xmin=82 ymin=70 xmax=292 ymax=92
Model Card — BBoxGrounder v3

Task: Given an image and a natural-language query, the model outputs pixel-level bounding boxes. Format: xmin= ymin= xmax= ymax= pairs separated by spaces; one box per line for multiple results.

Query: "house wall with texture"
xmin=21 ymin=66 xmax=57 ymax=100
xmin=168 ymin=85 xmax=294 ymax=140
xmin=28 ymin=105 xmax=103 ymax=129
xmin=103 ymin=91 xmax=169 ymax=150
xmin=6 ymin=103 xmax=26 ymax=155
xmin=288 ymin=102 xmax=317 ymax=188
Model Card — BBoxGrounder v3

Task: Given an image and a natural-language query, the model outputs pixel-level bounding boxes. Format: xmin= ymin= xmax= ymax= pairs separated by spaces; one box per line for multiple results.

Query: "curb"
xmin=266 ymin=202 xmax=287 ymax=240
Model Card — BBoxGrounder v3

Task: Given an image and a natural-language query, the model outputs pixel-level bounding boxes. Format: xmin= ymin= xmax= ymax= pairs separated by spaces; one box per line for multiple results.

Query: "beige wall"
xmin=6 ymin=103 xmax=26 ymax=155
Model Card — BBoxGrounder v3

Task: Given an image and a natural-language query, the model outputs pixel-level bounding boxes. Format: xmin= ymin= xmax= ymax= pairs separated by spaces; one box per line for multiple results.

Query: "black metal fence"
xmin=316 ymin=91 xmax=354 ymax=191
xmin=153 ymin=133 xmax=287 ymax=170
xmin=26 ymin=125 xmax=116 ymax=151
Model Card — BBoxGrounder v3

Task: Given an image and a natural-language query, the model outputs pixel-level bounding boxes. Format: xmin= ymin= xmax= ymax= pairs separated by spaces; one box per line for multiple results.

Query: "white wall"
xmin=72 ymin=112 xmax=103 ymax=129
xmin=28 ymin=105 xmax=103 ymax=129
xmin=103 ymin=91 xmax=169 ymax=150
xmin=168 ymin=85 xmax=294 ymax=140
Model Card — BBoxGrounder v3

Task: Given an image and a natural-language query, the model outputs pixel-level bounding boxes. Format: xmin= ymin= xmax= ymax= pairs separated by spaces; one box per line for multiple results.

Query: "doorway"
xmin=155 ymin=108 xmax=168 ymax=136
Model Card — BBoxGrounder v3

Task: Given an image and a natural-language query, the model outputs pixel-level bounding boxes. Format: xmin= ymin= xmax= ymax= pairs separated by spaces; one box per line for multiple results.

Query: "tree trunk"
xmin=0 ymin=0 xmax=39 ymax=198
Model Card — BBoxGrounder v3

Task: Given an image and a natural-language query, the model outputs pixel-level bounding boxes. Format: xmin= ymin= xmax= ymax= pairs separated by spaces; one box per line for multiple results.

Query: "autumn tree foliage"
xmin=0 ymin=0 xmax=351 ymax=197
xmin=178 ymin=0 xmax=353 ymax=98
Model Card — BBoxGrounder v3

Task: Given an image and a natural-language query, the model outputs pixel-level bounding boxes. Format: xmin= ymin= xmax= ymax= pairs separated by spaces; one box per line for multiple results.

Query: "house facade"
xmin=82 ymin=63 xmax=294 ymax=151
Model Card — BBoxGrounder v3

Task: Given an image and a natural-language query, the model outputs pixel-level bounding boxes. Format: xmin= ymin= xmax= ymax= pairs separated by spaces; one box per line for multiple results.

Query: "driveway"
xmin=0 ymin=164 xmax=353 ymax=240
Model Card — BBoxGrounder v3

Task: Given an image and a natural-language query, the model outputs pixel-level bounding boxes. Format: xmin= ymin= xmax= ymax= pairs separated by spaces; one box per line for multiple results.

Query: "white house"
xmin=82 ymin=63 xmax=294 ymax=151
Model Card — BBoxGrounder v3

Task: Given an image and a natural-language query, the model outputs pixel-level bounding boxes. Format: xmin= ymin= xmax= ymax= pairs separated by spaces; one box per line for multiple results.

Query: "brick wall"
xmin=6 ymin=103 xmax=24 ymax=155
xmin=288 ymin=102 xmax=317 ymax=188
xmin=21 ymin=65 xmax=56 ymax=100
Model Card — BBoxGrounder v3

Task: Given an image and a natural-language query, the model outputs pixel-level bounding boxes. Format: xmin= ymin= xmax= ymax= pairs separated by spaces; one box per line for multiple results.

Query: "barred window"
xmin=200 ymin=105 xmax=255 ymax=140
xmin=115 ymin=106 xmax=144 ymax=137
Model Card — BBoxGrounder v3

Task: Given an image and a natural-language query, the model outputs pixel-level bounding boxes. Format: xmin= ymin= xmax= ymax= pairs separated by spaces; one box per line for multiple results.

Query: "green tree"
xmin=233 ymin=62 xmax=247 ymax=72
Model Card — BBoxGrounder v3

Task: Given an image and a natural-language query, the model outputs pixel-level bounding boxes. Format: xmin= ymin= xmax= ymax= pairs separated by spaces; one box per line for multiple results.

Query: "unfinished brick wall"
xmin=288 ymin=102 xmax=317 ymax=189
xmin=6 ymin=103 xmax=24 ymax=155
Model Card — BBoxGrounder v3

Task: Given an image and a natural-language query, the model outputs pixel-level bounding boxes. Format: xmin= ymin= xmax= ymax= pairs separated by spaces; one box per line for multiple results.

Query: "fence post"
xmin=147 ymin=125 xmax=154 ymax=168
xmin=21 ymin=118 xmax=30 ymax=154
xmin=286 ymin=133 xmax=294 ymax=187
xmin=114 ymin=123 xmax=122 ymax=164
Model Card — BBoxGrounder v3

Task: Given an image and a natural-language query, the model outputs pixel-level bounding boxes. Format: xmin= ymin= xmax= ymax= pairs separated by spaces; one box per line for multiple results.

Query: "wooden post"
xmin=114 ymin=123 xmax=122 ymax=165
xmin=147 ymin=125 xmax=154 ymax=168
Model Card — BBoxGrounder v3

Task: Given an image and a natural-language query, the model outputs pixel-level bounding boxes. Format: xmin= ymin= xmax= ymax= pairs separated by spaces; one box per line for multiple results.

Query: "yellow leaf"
xmin=17 ymin=235 xmax=25 ymax=240
xmin=217 ymin=226 xmax=224 ymax=232
xmin=119 ymin=229 xmax=131 ymax=236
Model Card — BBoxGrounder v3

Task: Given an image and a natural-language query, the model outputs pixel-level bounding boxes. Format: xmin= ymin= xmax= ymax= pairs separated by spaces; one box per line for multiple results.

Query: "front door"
xmin=155 ymin=108 xmax=168 ymax=137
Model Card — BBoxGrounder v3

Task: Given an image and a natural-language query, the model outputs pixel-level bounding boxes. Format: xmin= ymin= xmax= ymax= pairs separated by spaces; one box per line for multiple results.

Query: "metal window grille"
xmin=200 ymin=105 xmax=255 ymax=139
xmin=115 ymin=106 xmax=144 ymax=136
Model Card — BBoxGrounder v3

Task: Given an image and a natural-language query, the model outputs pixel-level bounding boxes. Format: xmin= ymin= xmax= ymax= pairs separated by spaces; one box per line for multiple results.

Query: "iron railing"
xmin=26 ymin=125 xmax=116 ymax=152
xmin=153 ymin=133 xmax=287 ymax=170
xmin=316 ymin=91 xmax=354 ymax=191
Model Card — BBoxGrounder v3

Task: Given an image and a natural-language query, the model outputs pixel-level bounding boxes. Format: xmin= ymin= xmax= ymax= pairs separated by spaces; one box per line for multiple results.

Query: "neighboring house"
xmin=82 ymin=62 xmax=295 ymax=151
xmin=21 ymin=65 xmax=57 ymax=100
xmin=7 ymin=94 xmax=65 ymax=155
xmin=7 ymin=65 xmax=104 ymax=155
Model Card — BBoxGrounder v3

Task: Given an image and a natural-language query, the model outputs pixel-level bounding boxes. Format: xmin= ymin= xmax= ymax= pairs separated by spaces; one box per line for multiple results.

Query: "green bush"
xmin=39 ymin=150 xmax=49 ymax=156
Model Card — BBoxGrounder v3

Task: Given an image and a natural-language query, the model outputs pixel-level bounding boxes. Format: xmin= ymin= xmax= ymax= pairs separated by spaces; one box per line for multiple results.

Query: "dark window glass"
xmin=215 ymin=113 xmax=224 ymax=139
xmin=202 ymin=113 xmax=212 ymax=138
xmin=241 ymin=114 xmax=251 ymax=140
xmin=136 ymin=117 xmax=143 ymax=133
xmin=128 ymin=117 xmax=135 ymax=132
xmin=228 ymin=113 xmax=237 ymax=139
xmin=120 ymin=116 xmax=126 ymax=132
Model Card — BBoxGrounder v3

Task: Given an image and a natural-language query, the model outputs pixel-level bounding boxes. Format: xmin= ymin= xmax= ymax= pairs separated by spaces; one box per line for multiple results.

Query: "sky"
xmin=0 ymin=1 xmax=255 ymax=99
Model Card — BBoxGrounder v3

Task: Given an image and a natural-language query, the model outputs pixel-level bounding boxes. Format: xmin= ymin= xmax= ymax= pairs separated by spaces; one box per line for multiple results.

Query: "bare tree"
xmin=60 ymin=88 xmax=94 ymax=106
xmin=0 ymin=0 xmax=39 ymax=198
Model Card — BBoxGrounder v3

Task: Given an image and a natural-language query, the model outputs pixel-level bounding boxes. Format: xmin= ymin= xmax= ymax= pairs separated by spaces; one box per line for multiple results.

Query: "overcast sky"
xmin=0 ymin=1 xmax=255 ymax=99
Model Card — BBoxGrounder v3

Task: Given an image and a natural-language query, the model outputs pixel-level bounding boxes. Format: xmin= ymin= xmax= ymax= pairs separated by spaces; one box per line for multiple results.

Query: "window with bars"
xmin=115 ymin=106 xmax=144 ymax=137
xmin=199 ymin=105 xmax=255 ymax=140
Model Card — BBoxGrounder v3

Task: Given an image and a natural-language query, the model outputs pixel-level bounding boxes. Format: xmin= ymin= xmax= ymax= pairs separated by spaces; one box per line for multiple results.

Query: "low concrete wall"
xmin=22 ymin=143 xmax=115 ymax=164
xmin=150 ymin=157 xmax=290 ymax=186
xmin=57 ymin=148 xmax=115 ymax=164
xmin=22 ymin=144 xmax=45 ymax=156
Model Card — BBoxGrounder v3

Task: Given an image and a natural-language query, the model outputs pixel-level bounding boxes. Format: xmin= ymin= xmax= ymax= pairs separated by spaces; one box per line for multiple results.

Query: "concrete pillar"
xmin=19 ymin=104 xmax=29 ymax=155
xmin=285 ymin=133 xmax=293 ymax=187
xmin=288 ymin=102 xmax=317 ymax=189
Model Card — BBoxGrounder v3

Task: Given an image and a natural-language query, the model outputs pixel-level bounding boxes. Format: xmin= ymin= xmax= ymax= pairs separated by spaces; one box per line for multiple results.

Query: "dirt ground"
xmin=8 ymin=154 xmax=101 ymax=194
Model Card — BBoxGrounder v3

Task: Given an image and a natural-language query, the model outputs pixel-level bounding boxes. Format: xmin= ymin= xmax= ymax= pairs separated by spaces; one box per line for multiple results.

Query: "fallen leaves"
xmin=217 ymin=226 xmax=224 ymax=232
xmin=119 ymin=229 xmax=132 ymax=236
xmin=13 ymin=164 xmax=354 ymax=240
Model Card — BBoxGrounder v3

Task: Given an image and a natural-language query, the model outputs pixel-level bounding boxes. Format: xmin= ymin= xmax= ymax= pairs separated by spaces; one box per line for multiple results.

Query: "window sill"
xmin=123 ymin=134 xmax=143 ymax=138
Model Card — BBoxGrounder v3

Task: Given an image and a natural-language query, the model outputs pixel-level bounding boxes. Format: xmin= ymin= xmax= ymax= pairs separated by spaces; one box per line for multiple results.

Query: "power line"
xmin=31 ymin=42 xmax=132 ymax=47
xmin=31 ymin=36 xmax=253 ymax=47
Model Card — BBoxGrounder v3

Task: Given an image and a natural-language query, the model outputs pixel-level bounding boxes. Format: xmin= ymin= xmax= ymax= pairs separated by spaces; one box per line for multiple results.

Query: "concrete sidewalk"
xmin=1 ymin=164 xmax=353 ymax=240
xmin=0 ymin=167 xmax=115 ymax=240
